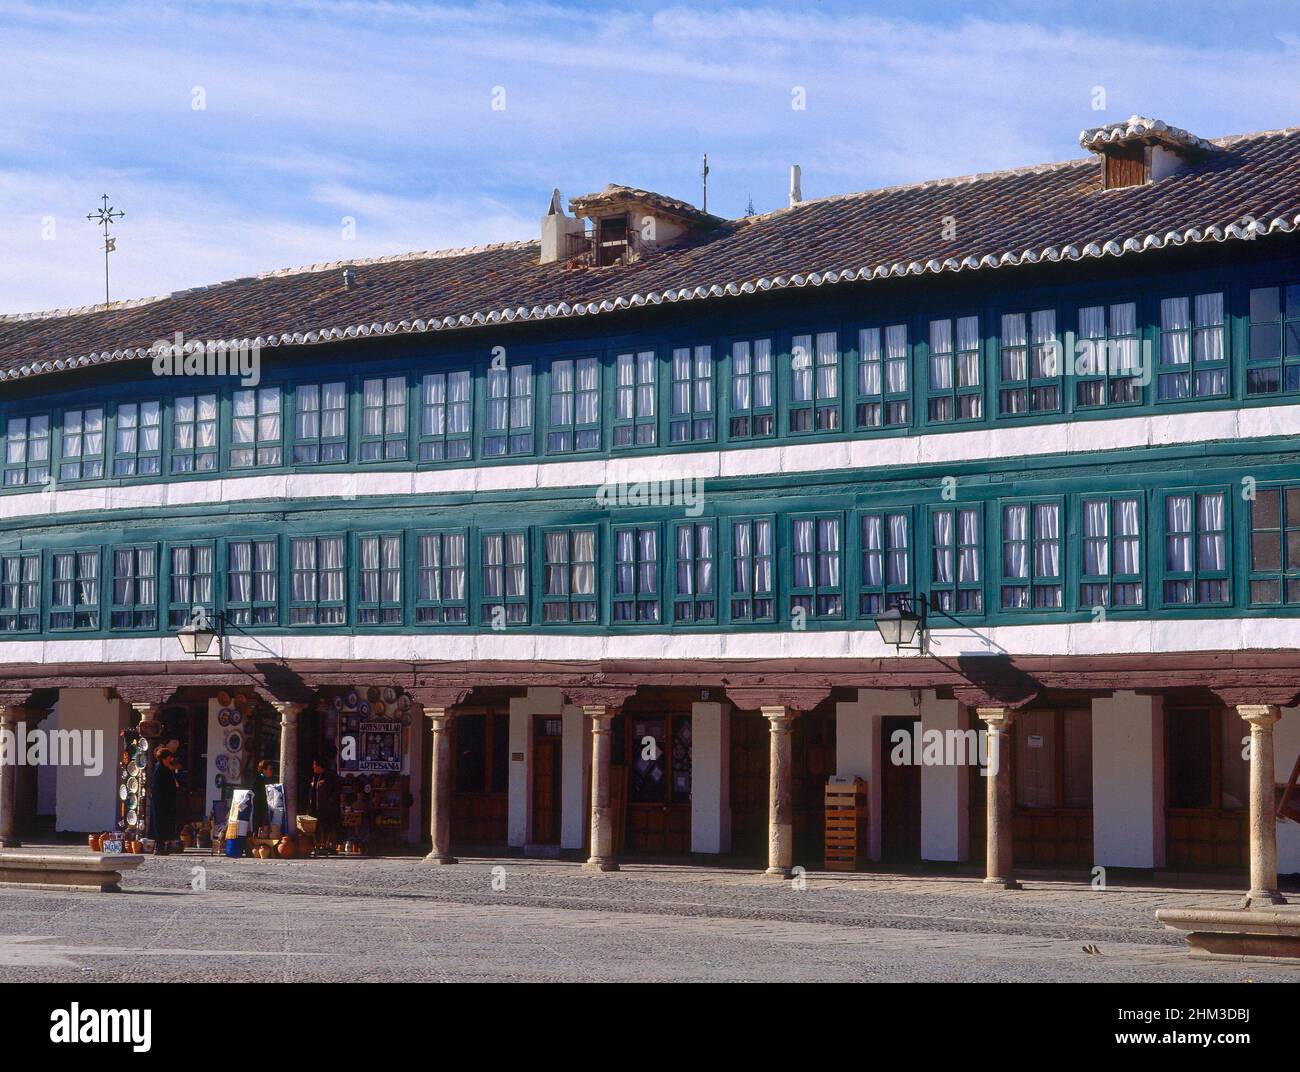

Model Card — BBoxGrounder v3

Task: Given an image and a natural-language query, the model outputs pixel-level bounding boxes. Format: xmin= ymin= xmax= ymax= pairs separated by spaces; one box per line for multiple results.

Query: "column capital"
xmin=760 ymin=705 xmax=798 ymax=731
xmin=0 ymin=705 xmax=26 ymax=724
xmin=582 ymin=704 xmax=618 ymax=723
xmin=272 ymin=701 xmax=305 ymax=724
xmin=421 ymin=706 xmax=457 ymax=729
xmin=1238 ymin=704 xmax=1283 ymax=729
xmin=975 ymin=707 xmax=1016 ymax=730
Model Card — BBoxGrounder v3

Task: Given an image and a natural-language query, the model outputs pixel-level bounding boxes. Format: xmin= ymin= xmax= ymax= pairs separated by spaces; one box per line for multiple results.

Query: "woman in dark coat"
xmin=250 ymin=759 xmax=276 ymax=836
xmin=146 ymin=748 xmax=179 ymax=847
xmin=307 ymin=758 xmax=341 ymax=855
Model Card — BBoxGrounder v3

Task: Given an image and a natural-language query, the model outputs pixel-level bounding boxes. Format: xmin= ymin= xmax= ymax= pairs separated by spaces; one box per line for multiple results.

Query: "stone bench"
xmin=0 ymin=853 xmax=144 ymax=892
xmin=1157 ymin=905 xmax=1300 ymax=960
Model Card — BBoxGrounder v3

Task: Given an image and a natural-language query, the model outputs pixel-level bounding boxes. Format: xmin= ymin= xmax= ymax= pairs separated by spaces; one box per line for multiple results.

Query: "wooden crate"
xmin=824 ymin=778 xmax=868 ymax=871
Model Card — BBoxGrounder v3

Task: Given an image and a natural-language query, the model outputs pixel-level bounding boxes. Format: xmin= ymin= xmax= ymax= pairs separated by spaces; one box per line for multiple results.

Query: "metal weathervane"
xmin=86 ymin=193 xmax=125 ymax=305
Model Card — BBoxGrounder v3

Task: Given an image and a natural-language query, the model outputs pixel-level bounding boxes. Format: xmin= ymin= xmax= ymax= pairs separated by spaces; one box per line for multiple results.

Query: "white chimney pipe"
xmin=789 ymin=164 xmax=802 ymax=208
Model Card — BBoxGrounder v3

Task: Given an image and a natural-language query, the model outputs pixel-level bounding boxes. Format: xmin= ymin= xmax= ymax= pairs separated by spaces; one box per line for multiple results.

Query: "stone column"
xmin=583 ymin=705 xmax=619 ymax=872
xmin=131 ymin=702 xmax=164 ymax=741
xmin=762 ymin=706 xmax=798 ymax=878
xmin=273 ymin=702 xmax=304 ymax=831
xmin=424 ymin=707 xmax=458 ymax=864
xmin=1239 ymin=705 xmax=1287 ymax=908
xmin=0 ymin=706 xmax=25 ymax=848
xmin=977 ymin=708 xmax=1020 ymax=890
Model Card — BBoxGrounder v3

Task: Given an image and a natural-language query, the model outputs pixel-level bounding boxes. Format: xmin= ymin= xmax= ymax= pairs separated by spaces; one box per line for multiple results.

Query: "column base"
xmin=424 ymin=852 xmax=458 ymax=865
xmin=0 ymin=836 xmax=21 ymax=849
xmin=1243 ymin=890 xmax=1288 ymax=908
xmin=764 ymin=866 xmax=793 ymax=879
xmin=582 ymin=857 xmax=619 ymax=872
xmin=982 ymin=876 xmax=1022 ymax=890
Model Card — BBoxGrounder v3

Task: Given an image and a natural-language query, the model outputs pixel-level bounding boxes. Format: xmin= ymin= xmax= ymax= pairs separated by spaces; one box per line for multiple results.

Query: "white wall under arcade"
xmin=40 ymin=689 xmax=128 ymax=834
xmin=691 ymin=701 xmax=730 ymax=854
xmin=1091 ymin=692 xmax=1165 ymax=870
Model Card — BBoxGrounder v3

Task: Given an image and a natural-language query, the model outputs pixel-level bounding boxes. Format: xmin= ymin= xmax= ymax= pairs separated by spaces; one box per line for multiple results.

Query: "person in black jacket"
xmin=250 ymin=759 xmax=276 ymax=837
xmin=146 ymin=748 xmax=180 ymax=849
xmin=307 ymin=758 xmax=341 ymax=856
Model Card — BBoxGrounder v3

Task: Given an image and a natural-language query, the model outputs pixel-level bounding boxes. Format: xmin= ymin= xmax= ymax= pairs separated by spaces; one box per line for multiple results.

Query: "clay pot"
xmin=276 ymin=837 xmax=295 ymax=859
xmin=87 ymin=834 xmax=102 ymax=851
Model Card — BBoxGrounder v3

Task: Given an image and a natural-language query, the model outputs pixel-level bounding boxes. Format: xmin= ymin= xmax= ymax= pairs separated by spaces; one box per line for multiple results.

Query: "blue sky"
xmin=3 ymin=0 xmax=1299 ymax=313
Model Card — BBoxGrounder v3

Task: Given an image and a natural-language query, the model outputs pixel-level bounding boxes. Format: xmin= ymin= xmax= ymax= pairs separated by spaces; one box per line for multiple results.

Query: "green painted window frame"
xmin=728 ymin=514 xmax=775 ymax=623
xmin=854 ymin=323 xmax=911 ymax=430
xmin=414 ymin=530 xmax=469 ymax=625
xmin=857 ymin=507 xmax=912 ymax=617
xmin=58 ymin=406 xmax=105 ymax=482
xmin=166 ymin=541 xmax=215 ymax=630
xmin=928 ymin=503 xmax=984 ymax=616
xmin=1161 ymin=487 xmax=1231 ymax=607
xmin=612 ymin=523 xmax=661 ymax=624
xmin=171 ymin=392 xmax=219 ymax=474
xmin=1247 ymin=484 xmax=1300 ymax=607
xmin=612 ymin=349 xmax=657 ymax=448
xmin=356 ymin=532 xmax=404 ymax=627
xmin=230 ymin=386 xmax=283 ymax=469
xmin=726 ymin=338 xmax=775 ymax=440
xmin=226 ymin=537 xmax=278 ymax=626
xmin=1074 ymin=300 xmax=1142 ymax=409
xmin=0 ymin=550 xmax=40 ymax=634
xmin=110 ymin=543 xmax=159 ymax=630
xmin=669 ymin=344 xmax=716 ymax=444
xmin=541 ymin=525 xmax=598 ymax=623
xmin=4 ymin=414 xmax=51 ymax=488
xmin=360 ymin=375 xmax=410 ymax=462
xmin=1245 ymin=282 xmax=1300 ymax=397
xmin=112 ymin=400 xmax=162 ymax=477
xmin=483 ymin=363 xmax=534 ymax=458
xmin=671 ymin=519 xmax=717 ymax=624
xmin=288 ymin=534 xmax=347 ymax=625
xmin=419 ymin=369 xmax=474 ymax=463
xmin=996 ymin=308 xmax=1062 ymax=417
xmin=789 ymin=511 xmax=844 ymax=620
xmin=1156 ymin=291 xmax=1229 ymax=402
xmin=546 ymin=356 xmax=601 ymax=455
xmin=1078 ymin=494 xmax=1145 ymax=611
xmin=998 ymin=497 xmax=1064 ymax=611
xmin=925 ymin=314 xmax=983 ymax=425
xmin=293 ymin=381 xmax=348 ymax=465
xmin=480 ymin=529 xmax=528 ymax=625
xmin=49 ymin=546 xmax=100 ymax=631
xmin=788 ymin=331 xmax=841 ymax=434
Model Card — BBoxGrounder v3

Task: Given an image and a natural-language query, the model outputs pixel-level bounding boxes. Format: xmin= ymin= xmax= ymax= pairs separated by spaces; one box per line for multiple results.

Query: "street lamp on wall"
xmin=873 ymin=595 xmax=927 ymax=651
xmin=176 ymin=610 xmax=224 ymax=660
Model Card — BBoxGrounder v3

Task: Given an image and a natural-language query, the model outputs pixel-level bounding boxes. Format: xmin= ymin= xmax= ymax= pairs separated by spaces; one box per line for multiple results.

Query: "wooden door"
xmin=881 ymin=717 xmax=922 ymax=862
xmin=531 ymin=719 xmax=562 ymax=845
xmin=1012 ymin=708 xmax=1094 ymax=868
xmin=1165 ymin=706 xmax=1247 ymax=870
xmin=451 ymin=712 xmax=509 ymax=847
xmin=792 ymin=709 xmax=835 ymax=863
xmin=729 ymin=712 xmax=768 ymax=860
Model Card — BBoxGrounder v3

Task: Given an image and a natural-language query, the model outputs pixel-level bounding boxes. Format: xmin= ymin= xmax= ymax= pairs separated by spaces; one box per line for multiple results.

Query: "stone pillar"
xmin=424 ymin=707 xmax=458 ymax=864
xmin=583 ymin=705 xmax=619 ymax=872
xmin=273 ymin=702 xmax=304 ymax=830
xmin=1239 ymin=705 xmax=1287 ymax=908
xmin=762 ymin=706 xmax=798 ymax=878
xmin=0 ymin=706 xmax=25 ymax=848
xmin=977 ymin=708 xmax=1020 ymax=890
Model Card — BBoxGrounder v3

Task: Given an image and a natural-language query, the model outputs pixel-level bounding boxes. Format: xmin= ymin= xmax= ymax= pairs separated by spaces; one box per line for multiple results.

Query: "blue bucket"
xmin=224 ymin=837 xmax=246 ymax=858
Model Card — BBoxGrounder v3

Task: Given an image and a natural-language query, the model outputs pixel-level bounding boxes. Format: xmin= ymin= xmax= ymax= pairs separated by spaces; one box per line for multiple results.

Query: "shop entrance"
xmin=610 ymin=709 xmax=692 ymax=856
xmin=1165 ymin=705 xmax=1248 ymax=870
xmin=450 ymin=709 xmax=509 ymax=848
xmin=880 ymin=717 xmax=922 ymax=863
xmin=1011 ymin=708 xmax=1094 ymax=868
xmin=531 ymin=716 xmax=563 ymax=845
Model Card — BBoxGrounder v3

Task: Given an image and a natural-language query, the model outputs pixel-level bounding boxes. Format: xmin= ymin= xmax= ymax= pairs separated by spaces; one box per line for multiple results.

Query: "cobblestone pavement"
xmin=1 ymin=849 xmax=1297 ymax=982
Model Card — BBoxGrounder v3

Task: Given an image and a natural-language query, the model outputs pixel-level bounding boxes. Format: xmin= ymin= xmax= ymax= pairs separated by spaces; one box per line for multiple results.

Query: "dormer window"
xmin=1080 ymin=115 xmax=1214 ymax=190
xmin=594 ymin=214 xmax=630 ymax=266
xmin=542 ymin=184 xmax=722 ymax=266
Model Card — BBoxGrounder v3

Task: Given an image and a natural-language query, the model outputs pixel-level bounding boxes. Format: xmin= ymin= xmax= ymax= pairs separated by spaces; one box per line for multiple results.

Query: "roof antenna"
xmin=86 ymin=194 xmax=125 ymax=306
xmin=701 ymin=153 xmax=710 ymax=213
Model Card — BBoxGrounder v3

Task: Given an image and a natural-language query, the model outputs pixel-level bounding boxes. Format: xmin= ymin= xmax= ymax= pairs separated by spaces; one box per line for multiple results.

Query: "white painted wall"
xmin=52 ymin=689 xmax=127 ymax=833
xmin=560 ymin=703 xmax=590 ymax=851
xmin=920 ymin=693 xmax=968 ymax=862
xmin=690 ymin=701 xmax=730 ymax=854
xmin=507 ymin=688 xmax=565 ymax=848
xmin=1091 ymin=692 xmax=1165 ymax=869
xmin=836 ymin=689 xmax=920 ymax=861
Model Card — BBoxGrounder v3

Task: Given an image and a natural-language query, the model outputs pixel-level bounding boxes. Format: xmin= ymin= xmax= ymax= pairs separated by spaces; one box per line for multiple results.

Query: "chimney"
xmin=1080 ymin=115 xmax=1213 ymax=190
xmin=789 ymin=164 xmax=802 ymax=208
xmin=342 ymin=265 xmax=357 ymax=289
xmin=539 ymin=189 xmax=586 ymax=264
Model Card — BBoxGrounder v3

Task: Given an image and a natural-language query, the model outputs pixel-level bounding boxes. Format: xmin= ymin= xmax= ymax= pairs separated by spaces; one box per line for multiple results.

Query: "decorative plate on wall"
xmin=137 ymin=737 xmax=149 ymax=752
xmin=225 ymin=732 xmax=242 ymax=753
xmin=214 ymin=754 xmax=229 ymax=773
xmin=127 ymin=774 xmax=140 ymax=793
xmin=383 ymin=687 xmax=398 ymax=703
xmin=119 ymin=784 xmax=128 ymax=801
xmin=226 ymin=757 xmax=242 ymax=781
xmin=228 ymin=709 xmax=242 ymax=726
xmin=218 ymin=710 xmax=231 ymax=727
xmin=133 ymin=754 xmax=148 ymax=771
xmin=126 ymin=809 xmax=138 ymax=827
xmin=367 ymin=687 xmax=381 ymax=703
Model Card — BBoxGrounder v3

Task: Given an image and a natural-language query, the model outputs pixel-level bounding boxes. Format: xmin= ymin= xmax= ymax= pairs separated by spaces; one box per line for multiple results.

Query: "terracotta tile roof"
xmin=3 ymin=122 xmax=1300 ymax=385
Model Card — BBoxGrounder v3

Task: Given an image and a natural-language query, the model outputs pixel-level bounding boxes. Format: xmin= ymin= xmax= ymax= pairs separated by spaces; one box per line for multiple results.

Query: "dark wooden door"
xmin=1165 ymin=706 xmax=1247 ymax=870
xmin=729 ymin=713 xmax=768 ymax=860
xmin=531 ymin=733 xmax=561 ymax=845
xmin=881 ymin=717 xmax=922 ymax=862
xmin=451 ymin=712 xmax=509 ymax=847
xmin=792 ymin=709 xmax=835 ymax=863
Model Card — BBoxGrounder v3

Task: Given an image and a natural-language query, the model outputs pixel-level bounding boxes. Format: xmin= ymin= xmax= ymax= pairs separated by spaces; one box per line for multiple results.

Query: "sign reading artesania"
xmin=49 ymin=1003 xmax=151 ymax=1052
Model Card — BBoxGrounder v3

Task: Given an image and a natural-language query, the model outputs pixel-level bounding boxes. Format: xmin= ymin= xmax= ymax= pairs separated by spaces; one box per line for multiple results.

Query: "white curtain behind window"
xmin=754 ymin=521 xmax=773 ymax=593
xmin=888 ymin=513 xmax=909 ymax=585
xmin=1115 ymin=499 xmax=1140 ymax=575
xmin=862 ymin=515 xmax=883 ymax=586
xmin=573 ymin=529 xmax=595 ymax=595
xmin=959 ymin=510 xmax=981 ymax=582
xmin=229 ymin=543 xmax=252 ymax=603
xmin=1004 ymin=505 xmax=1029 ymax=579
xmin=932 ymin=513 xmax=954 ymax=583
xmin=1035 ymin=504 xmax=1060 ymax=579
xmin=1166 ymin=496 xmax=1194 ymax=571
xmin=792 ymin=519 xmax=814 ymax=587
xmin=1198 ymin=494 xmax=1225 ymax=570
xmin=1083 ymin=500 xmax=1109 ymax=575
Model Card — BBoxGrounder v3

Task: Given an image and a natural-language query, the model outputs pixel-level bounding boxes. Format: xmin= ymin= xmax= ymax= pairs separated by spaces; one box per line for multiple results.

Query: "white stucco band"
xmin=1 ymin=401 xmax=1297 ymax=523
xmin=4 ymin=616 xmax=1299 ymax=667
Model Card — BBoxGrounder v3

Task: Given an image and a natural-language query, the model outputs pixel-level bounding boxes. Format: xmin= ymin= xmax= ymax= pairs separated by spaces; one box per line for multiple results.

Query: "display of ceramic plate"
xmin=358 ymin=701 xmax=370 ymax=716
xmin=346 ymin=690 xmax=359 ymax=707
xmin=126 ymin=809 xmax=138 ymax=826
xmin=214 ymin=774 xmax=225 ymax=788
xmin=134 ymin=753 xmax=147 ymax=770
xmin=398 ymin=694 xmax=411 ymax=711
xmin=372 ymin=701 xmax=386 ymax=716
xmin=226 ymin=757 xmax=242 ymax=781
xmin=367 ymin=686 xmax=380 ymax=703
xmin=228 ymin=709 xmax=242 ymax=726
xmin=119 ymin=784 xmax=128 ymax=801
xmin=137 ymin=736 xmax=149 ymax=752
xmin=333 ymin=695 xmax=344 ymax=711
xmin=226 ymin=732 xmax=242 ymax=753
xmin=383 ymin=687 xmax=398 ymax=703
xmin=127 ymin=774 xmax=140 ymax=793
xmin=214 ymin=754 xmax=229 ymax=773
xmin=127 ymin=791 xmax=138 ymax=808
xmin=217 ymin=690 xmax=232 ymax=707
xmin=218 ymin=710 xmax=231 ymax=727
